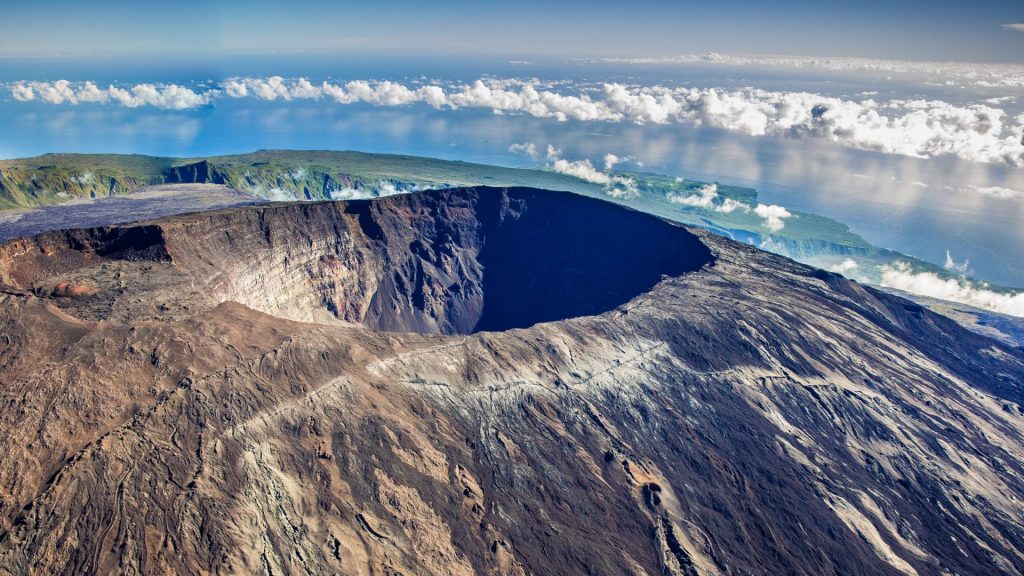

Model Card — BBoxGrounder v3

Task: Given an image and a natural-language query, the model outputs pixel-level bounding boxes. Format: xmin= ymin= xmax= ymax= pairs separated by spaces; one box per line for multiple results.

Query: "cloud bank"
xmin=9 ymin=76 xmax=1024 ymax=165
xmin=10 ymin=80 xmax=213 ymax=110
xmin=598 ymin=52 xmax=1024 ymax=89
xmin=880 ymin=262 xmax=1024 ymax=317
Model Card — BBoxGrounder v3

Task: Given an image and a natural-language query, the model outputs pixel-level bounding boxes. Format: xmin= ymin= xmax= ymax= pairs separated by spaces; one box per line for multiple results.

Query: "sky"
xmin=2 ymin=0 xmax=1023 ymax=62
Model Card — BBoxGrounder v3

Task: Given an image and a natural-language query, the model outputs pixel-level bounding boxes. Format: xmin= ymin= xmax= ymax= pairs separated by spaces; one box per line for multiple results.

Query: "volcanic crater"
xmin=3 ymin=186 xmax=1024 ymax=576
xmin=0 ymin=187 xmax=714 ymax=333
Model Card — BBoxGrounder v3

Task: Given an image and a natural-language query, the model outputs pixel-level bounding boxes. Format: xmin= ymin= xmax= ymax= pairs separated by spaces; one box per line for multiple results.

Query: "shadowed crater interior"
xmin=345 ymin=187 xmax=715 ymax=334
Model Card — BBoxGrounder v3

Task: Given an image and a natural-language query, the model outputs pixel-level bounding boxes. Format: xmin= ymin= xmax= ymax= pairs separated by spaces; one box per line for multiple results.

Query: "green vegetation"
xmin=0 ymin=150 xmax=612 ymax=208
xmin=0 ymin=154 xmax=174 ymax=209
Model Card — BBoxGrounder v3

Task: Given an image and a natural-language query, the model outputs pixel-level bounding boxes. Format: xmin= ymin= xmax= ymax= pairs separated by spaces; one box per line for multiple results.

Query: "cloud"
xmin=548 ymin=152 xmax=638 ymax=198
xmin=327 ymin=180 xmax=416 ymax=201
xmin=10 ymin=76 xmax=1024 ymax=166
xmin=377 ymin=180 xmax=401 ymax=196
xmin=603 ymin=153 xmax=622 ymax=171
xmin=207 ymin=79 xmax=1024 ymax=166
xmin=329 ymin=187 xmax=365 ymax=200
xmin=754 ymin=203 xmax=793 ymax=232
xmin=598 ymin=52 xmax=1024 ymax=89
xmin=968 ymin=185 xmax=1023 ymax=199
xmin=10 ymin=83 xmax=33 ymax=101
xmin=880 ymin=261 xmax=1024 ymax=317
xmin=605 ymin=180 xmax=638 ymax=199
xmin=668 ymin=183 xmax=754 ymax=214
xmin=551 ymin=158 xmax=611 ymax=185
xmin=715 ymin=197 xmax=750 ymax=214
xmin=508 ymin=142 xmax=538 ymax=158
xmin=9 ymin=80 xmax=213 ymax=109
xmin=224 ymin=76 xmax=302 ymax=101
xmin=266 ymin=187 xmax=296 ymax=201
xmin=668 ymin=183 xmax=718 ymax=208
xmin=830 ymin=258 xmax=859 ymax=274
xmin=944 ymin=250 xmax=971 ymax=275
xmin=1003 ymin=23 xmax=1024 ymax=32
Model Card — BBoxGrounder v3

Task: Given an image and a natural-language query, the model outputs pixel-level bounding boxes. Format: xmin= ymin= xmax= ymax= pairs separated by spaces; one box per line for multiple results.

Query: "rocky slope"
xmin=1 ymin=187 xmax=1023 ymax=575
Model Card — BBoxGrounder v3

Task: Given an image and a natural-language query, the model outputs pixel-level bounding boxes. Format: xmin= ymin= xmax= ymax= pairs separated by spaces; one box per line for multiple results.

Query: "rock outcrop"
xmin=0 ymin=187 xmax=1023 ymax=575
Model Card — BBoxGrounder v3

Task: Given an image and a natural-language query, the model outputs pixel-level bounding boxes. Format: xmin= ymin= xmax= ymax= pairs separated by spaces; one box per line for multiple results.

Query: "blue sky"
xmin=2 ymin=0 xmax=1023 ymax=62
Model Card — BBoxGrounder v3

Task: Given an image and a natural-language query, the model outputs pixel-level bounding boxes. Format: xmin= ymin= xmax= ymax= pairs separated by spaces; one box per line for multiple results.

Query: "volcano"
xmin=1 ymin=187 xmax=1023 ymax=575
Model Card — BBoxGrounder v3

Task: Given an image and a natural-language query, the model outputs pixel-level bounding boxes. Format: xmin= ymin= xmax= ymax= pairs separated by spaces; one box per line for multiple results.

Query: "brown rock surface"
xmin=0 ymin=187 xmax=1023 ymax=575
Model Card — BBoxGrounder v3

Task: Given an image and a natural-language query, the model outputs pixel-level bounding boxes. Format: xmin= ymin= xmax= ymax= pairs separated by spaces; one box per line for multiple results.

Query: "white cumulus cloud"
xmin=11 ymin=83 xmax=34 ymax=101
xmin=508 ymin=142 xmax=538 ymax=158
xmin=754 ymin=203 xmax=793 ymax=232
xmin=547 ymin=152 xmax=638 ymax=198
xmin=551 ymin=158 xmax=611 ymax=185
xmin=9 ymin=80 xmax=213 ymax=109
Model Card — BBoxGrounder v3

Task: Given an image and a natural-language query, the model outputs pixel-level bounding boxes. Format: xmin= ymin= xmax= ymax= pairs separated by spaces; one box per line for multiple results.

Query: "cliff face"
xmin=0 ymin=188 xmax=712 ymax=334
xmin=1 ymin=188 xmax=1024 ymax=576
